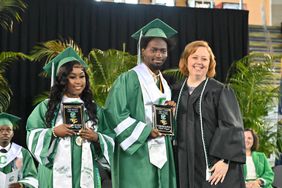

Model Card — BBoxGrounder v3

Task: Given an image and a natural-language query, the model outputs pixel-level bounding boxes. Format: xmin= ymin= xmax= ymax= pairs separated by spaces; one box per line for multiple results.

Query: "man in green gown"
xmin=0 ymin=112 xmax=38 ymax=188
xmin=104 ymin=18 xmax=177 ymax=188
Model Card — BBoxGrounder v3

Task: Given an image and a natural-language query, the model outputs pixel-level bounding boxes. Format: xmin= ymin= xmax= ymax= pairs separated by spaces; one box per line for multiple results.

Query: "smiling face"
xmin=187 ymin=46 xmax=210 ymax=81
xmin=65 ymin=64 xmax=86 ymax=98
xmin=142 ymin=38 xmax=168 ymax=73
xmin=0 ymin=125 xmax=14 ymax=147
xmin=244 ymin=131 xmax=254 ymax=151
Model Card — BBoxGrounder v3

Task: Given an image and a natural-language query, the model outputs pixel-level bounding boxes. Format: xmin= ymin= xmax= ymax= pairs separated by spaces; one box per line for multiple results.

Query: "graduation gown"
xmin=172 ymin=78 xmax=246 ymax=188
xmin=104 ymin=68 xmax=176 ymax=188
xmin=0 ymin=143 xmax=38 ymax=188
xmin=26 ymin=99 xmax=114 ymax=188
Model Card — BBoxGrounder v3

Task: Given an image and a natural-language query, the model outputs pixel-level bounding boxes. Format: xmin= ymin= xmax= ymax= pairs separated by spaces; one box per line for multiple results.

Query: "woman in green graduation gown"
xmin=172 ymin=40 xmax=246 ymax=188
xmin=26 ymin=47 xmax=114 ymax=188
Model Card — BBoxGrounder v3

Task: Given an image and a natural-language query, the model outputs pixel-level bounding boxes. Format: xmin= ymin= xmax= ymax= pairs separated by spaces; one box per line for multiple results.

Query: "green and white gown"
xmin=26 ymin=96 xmax=114 ymax=188
xmin=104 ymin=63 xmax=177 ymax=188
xmin=0 ymin=143 xmax=38 ymax=188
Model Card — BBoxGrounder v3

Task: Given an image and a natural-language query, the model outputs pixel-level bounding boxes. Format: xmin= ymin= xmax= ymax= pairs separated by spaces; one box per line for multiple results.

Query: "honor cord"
xmin=199 ymin=78 xmax=210 ymax=181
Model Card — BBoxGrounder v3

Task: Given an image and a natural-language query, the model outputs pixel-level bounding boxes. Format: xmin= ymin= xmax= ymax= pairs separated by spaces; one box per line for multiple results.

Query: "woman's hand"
xmin=150 ymin=128 xmax=163 ymax=139
xmin=79 ymin=127 xmax=99 ymax=142
xmin=209 ymin=160 xmax=229 ymax=185
xmin=53 ymin=124 xmax=76 ymax=138
xmin=245 ymin=180 xmax=261 ymax=188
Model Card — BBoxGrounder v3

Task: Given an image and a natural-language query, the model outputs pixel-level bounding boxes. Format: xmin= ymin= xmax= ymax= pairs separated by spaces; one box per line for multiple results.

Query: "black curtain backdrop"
xmin=0 ymin=0 xmax=248 ymax=146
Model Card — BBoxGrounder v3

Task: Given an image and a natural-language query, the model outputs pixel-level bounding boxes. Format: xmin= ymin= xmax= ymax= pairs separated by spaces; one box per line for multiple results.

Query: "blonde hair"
xmin=179 ymin=40 xmax=216 ymax=77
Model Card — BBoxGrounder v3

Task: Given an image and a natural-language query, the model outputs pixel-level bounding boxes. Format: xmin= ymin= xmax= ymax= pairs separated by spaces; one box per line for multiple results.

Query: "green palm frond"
xmin=30 ymin=39 xmax=83 ymax=66
xmin=227 ymin=52 xmax=280 ymax=156
xmin=163 ymin=68 xmax=185 ymax=81
xmin=0 ymin=0 xmax=27 ymax=31
xmin=32 ymin=91 xmax=49 ymax=106
xmin=0 ymin=51 xmax=30 ymax=64
xmin=0 ymin=51 xmax=29 ymax=112
xmin=0 ymin=75 xmax=11 ymax=112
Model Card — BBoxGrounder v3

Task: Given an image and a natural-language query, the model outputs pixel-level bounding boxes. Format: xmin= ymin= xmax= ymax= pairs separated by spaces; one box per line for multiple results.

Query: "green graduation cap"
xmin=43 ymin=47 xmax=88 ymax=86
xmin=131 ymin=18 xmax=177 ymax=40
xmin=131 ymin=18 xmax=177 ymax=64
xmin=0 ymin=112 xmax=21 ymax=127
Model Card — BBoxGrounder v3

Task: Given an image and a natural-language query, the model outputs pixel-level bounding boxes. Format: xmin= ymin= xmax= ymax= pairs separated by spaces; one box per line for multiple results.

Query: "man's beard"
xmin=150 ymin=63 xmax=163 ymax=71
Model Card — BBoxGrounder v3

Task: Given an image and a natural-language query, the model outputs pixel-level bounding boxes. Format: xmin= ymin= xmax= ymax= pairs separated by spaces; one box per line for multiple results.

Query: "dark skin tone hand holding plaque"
xmin=62 ymin=103 xmax=84 ymax=132
xmin=152 ymin=104 xmax=174 ymax=135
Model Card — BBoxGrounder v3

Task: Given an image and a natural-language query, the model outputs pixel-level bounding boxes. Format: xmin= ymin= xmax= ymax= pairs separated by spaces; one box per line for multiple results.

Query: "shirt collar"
xmin=0 ymin=143 xmax=11 ymax=151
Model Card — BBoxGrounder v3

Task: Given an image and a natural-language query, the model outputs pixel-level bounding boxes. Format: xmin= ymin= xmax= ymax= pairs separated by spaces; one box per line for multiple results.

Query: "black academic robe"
xmin=172 ymin=78 xmax=246 ymax=188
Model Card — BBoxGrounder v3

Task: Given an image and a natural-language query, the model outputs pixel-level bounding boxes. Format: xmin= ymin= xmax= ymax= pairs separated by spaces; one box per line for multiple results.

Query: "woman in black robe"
xmin=172 ymin=40 xmax=246 ymax=188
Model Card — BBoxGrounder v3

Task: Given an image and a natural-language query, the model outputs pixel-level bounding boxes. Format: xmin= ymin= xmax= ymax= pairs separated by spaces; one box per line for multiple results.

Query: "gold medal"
xmin=75 ymin=136 xmax=83 ymax=146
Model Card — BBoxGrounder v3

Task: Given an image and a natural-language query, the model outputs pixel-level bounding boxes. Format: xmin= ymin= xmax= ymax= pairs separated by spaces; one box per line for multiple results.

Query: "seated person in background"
xmin=244 ymin=128 xmax=274 ymax=188
xmin=0 ymin=112 xmax=38 ymax=188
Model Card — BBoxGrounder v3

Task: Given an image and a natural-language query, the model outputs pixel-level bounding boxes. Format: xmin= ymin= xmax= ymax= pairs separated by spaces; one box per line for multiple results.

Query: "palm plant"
xmin=0 ymin=0 xmax=27 ymax=31
xmin=31 ymin=39 xmax=137 ymax=107
xmin=0 ymin=51 xmax=30 ymax=112
xmin=87 ymin=44 xmax=136 ymax=106
xmin=0 ymin=0 xmax=29 ymax=111
xmin=162 ymin=68 xmax=185 ymax=82
xmin=226 ymin=53 xmax=281 ymax=156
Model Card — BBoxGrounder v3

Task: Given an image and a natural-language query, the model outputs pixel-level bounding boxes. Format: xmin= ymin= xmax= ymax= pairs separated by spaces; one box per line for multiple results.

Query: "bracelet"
xmin=52 ymin=127 xmax=57 ymax=138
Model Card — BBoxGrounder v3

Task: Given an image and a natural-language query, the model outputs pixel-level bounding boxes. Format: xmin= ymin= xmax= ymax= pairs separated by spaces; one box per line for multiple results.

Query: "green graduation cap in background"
xmin=43 ymin=47 xmax=88 ymax=86
xmin=0 ymin=112 xmax=21 ymax=127
xmin=131 ymin=18 xmax=177 ymax=64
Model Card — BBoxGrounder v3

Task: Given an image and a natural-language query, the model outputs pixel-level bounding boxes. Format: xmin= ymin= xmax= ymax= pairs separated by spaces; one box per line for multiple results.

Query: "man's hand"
xmin=150 ymin=128 xmax=162 ymax=138
xmin=165 ymin=100 xmax=176 ymax=114
xmin=53 ymin=124 xmax=76 ymax=138
xmin=208 ymin=160 xmax=229 ymax=185
xmin=164 ymin=100 xmax=176 ymax=107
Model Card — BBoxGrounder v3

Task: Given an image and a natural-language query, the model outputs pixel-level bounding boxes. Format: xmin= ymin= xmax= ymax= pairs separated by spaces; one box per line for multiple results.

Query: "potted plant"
xmin=226 ymin=52 xmax=281 ymax=156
